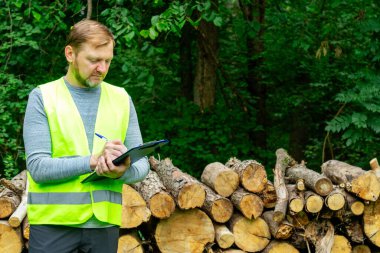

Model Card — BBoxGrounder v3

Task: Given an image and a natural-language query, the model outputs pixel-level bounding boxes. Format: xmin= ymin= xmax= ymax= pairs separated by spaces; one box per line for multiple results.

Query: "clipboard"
xmin=81 ymin=139 xmax=169 ymax=183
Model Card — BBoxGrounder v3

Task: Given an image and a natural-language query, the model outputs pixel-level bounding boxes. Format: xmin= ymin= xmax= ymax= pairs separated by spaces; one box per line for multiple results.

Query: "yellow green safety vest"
xmin=27 ymin=77 xmax=130 ymax=226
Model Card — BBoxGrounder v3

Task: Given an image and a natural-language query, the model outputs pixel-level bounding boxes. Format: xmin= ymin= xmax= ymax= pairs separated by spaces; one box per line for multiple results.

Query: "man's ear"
xmin=65 ymin=45 xmax=75 ymax=63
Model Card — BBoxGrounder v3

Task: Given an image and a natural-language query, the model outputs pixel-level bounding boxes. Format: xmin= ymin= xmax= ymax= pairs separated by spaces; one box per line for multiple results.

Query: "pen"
xmin=95 ymin=133 xmax=108 ymax=141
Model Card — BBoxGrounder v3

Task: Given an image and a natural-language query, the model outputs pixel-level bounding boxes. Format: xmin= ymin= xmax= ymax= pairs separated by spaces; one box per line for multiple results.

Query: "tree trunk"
xmin=0 ymin=170 xmax=27 ymax=219
xmin=155 ymin=209 xmax=214 ymax=253
xmin=193 ymin=11 xmax=218 ymax=111
xmin=324 ymin=187 xmax=345 ymax=211
xmin=304 ymin=220 xmax=334 ymax=253
xmin=287 ymin=184 xmax=304 ymax=214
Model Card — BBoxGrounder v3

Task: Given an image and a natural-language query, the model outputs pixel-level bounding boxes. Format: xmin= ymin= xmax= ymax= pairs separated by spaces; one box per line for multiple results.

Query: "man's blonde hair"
xmin=66 ymin=20 xmax=115 ymax=51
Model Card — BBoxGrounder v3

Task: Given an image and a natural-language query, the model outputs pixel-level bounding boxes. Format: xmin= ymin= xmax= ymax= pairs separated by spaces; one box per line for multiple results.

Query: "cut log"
xmin=286 ymin=164 xmax=333 ymax=196
xmin=9 ymin=179 xmax=29 ymax=228
xmin=0 ymin=220 xmax=23 ymax=253
xmin=201 ymin=184 xmax=233 ymax=223
xmin=117 ymin=231 xmax=144 ymax=253
xmin=370 ymin=157 xmax=380 ymax=179
xmin=201 ymin=162 xmax=239 ymax=197
xmin=295 ymin=178 xmax=306 ymax=191
xmin=331 ymin=235 xmax=351 ymax=253
xmin=0 ymin=170 xmax=27 ymax=195
xmin=363 ymin=198 xmax=380 ymax=247
xmin=155 ymin=208 xmax=214 ymax=253
xmin=286 ymin=211 xmax=310 ymax=229
xmin=344 ymin=191 xmax=364 ymax=216
xmin=352 ymin=245 xmax=371 ymax=253
xmin=321 ymin=160 xmax=380 ymax=201
xmin=132 ymin=170 xmax=175 ymax=219
xmin=273 ymin=148 xmax=295 ymax=222
xmin=0 ymin=171 xmax=27 ymax=219
xmin=304 ymin=220 xmax=334 ymax=253
xmin=287 ymin=184 xmax=304 ymax=214
xmin=324 ymin=187 xmax=345 ymax=211
xmin=225 ymin=157 xmax=267 ymax=193
xmin=149 ymin=157 xmax=206 ymax=209
xmin=262 ymin=240 xmax=299 ymax=253
xmin=214 ymin=223 xmax=234 ymax=249
xmin=304 ymin=191 xmax=324 ymax=213
xmin=230 ymin=187 xmax=263 ymax=219
xmin=228 ymin=213 xmax=271 ymax=252
xmin=257 ymin=181 xmax=277 ymax=209
xmin=121 ymin=184 xmax=151 ymax=229
xmin=22 ymin=216 xmax=29 ymax=240
xmin=262 ymin=210 xmax=293 ymax=240
xmin=344 ymin=219 xmax=364 ymax=244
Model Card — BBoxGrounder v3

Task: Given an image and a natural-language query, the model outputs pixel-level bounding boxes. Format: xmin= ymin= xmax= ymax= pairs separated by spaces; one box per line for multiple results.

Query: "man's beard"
xmin=73 ymin=62 xmax=104 ymax=88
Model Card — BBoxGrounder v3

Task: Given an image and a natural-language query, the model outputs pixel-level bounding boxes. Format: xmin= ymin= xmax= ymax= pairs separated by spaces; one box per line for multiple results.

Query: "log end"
xmin=211 ymin=199 xmax=233 ymax=223
xmin=315 ymin=178 xmax=333 ymax=196
xmin=150 ymin=192 xmax=176 ymax=219
xmin=178 ymin=184 xmax=206 ymax=209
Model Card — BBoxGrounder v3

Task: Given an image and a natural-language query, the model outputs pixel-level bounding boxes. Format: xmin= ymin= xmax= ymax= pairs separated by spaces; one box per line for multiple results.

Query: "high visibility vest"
xmin=27 ymin=78 xmax=130 ymax=226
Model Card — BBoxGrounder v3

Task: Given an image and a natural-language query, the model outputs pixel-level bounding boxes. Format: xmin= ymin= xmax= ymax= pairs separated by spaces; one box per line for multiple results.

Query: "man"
xmin=23 ymin=19 xmax=150 ymax=253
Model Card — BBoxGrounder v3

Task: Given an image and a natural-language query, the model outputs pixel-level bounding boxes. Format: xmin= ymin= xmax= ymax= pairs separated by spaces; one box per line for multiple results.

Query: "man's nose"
xmin=96 ymin=61 xmax=107 ymax=72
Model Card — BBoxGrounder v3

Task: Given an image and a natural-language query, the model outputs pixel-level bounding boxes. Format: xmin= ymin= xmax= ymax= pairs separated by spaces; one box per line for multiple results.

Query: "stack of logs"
xmin=2 ymin=149 xmax=380 ymax=252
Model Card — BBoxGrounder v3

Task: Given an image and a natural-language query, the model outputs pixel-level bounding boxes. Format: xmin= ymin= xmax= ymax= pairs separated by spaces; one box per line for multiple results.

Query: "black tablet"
xmin=81 ymin=139 xmax=169 ymax=183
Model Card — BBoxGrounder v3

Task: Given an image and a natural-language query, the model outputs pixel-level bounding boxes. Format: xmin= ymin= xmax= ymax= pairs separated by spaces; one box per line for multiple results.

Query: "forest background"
xmin=1 ymin=0 xmax=379 ymax=180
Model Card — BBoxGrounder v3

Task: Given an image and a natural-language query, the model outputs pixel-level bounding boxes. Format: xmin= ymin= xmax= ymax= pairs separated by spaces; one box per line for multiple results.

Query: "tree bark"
xmin=286 ymin=164 xmax=333 ymax=197
xmin=193 ymin=11 xmax=218 ymax=111
xmin=257 ymin=181 xmax=277 ymax=209
xmin=132 ymin=170 xmax=175 ymax=219
xmin=304 ymin=220 xmax=334 ymax=253
xmin=273 ymin=148 xmax=295 ymax=222
xmin=321 ymin=160 xmax=380 ymax=201
xmin=230 ymin=187 xmax=263 ymax=219
xmin=201 ymin=184 xmax=233 ymax=223
xmin=262 ymin=210 xmax=293 ymax=240
xmin=149 ymin=157 xmax=206 ymax=209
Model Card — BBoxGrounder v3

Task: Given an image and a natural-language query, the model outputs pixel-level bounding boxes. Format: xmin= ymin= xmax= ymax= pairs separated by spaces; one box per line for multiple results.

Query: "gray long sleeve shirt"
xmin=23 ymin=78 xmax=150 ymax=227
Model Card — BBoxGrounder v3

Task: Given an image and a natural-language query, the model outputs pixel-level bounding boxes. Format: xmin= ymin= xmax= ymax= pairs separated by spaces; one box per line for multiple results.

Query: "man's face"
xmin=67 ymin=41 xmax=113 ymax=88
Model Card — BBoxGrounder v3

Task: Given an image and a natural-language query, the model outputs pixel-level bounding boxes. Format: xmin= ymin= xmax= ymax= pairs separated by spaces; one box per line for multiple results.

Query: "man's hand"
xmin=95 ymin=140 xmax=131 ymax=179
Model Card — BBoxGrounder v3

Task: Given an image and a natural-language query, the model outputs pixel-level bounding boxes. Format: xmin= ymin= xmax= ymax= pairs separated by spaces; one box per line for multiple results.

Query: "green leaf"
xmin=32 ymin=11 xmax=41 ymax=21
xmin=148 ymin=27 xmax=158 ymax=40
xmin=213 ymin=16 xmax=223 ymax=27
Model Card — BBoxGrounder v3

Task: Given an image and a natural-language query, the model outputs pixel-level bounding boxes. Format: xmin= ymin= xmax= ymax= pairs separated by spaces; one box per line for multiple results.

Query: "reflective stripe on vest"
xmin=27 ymin=78 xmax=129 ymax=226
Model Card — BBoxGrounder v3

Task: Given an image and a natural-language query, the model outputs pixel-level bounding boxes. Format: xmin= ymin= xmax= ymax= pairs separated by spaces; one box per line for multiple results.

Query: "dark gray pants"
xmin=29 ymin=225 xmax=119 ymax=253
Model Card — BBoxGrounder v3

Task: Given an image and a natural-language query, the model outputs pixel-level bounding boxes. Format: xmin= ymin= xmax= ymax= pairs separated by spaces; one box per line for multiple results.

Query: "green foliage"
xmin=1 ymin=0 xmax=379 ymax=179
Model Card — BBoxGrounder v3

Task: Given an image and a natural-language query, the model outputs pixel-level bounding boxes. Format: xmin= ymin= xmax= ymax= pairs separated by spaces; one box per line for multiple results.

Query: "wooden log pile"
xmin=3 ymin=152 xmax=380 ymax=252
